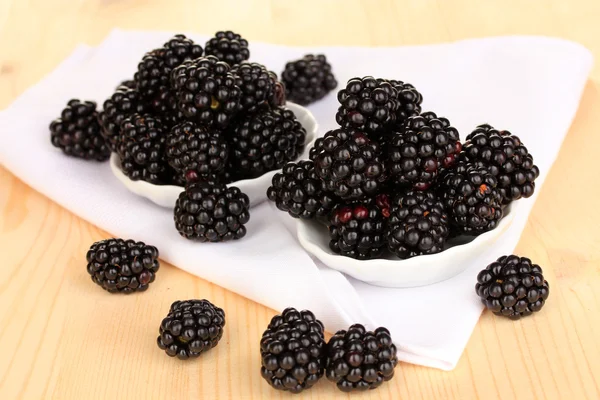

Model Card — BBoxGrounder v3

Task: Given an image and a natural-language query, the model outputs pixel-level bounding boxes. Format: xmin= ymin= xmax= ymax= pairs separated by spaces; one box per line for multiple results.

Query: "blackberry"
xmin=229 ymin=107 xmax=306 ymax=179
xmin=260 ymin=308 xmax=326 ymax=393
xmin=383 ymin=79 xmax=423 ymax=126
xmin=476 ymin=255 xmax=550 ymax=320
xmin=281 ymin=54 xmax=337 ymax=106
xmin=171 ymin=56 xmax=242 ymax=129
xmin=438 ymin=163 xmax=503 ymax=234
xmin=459 ymin=125 xmax=539 ymax=205
xmin=335 ymin=77 xmax=398 ymax=137
xmin=326 ymin=324 xmax=397 ymax=392
xmin=50 ymin=99 xmax=110 ymax=161
xmin=205 ymin=30 xmax=250 ymax=66
xmin=98 ymin=87 xmax=148 ymax=151
xmin=157 ymin=299 xmax=225 ymax=359
xmin=119 ymin=114 xmax=170 ymax=184
xmin=313 ymin=128 xmax=385 ymax=200
xmin=387 ymin=190 xmax=449 ymax=259
xmin=329 ymin=197 xmax=390 ymax=260
xmin=231 ymin=62 xmax=276 ymax=112
xmin=86 ymin=238 xmax=159 ymax=294
xmin=387 ymin=111 xmax=461 ymax=190
xmin=162 ymin=34 xmax=204 ymax=69
xmin=174 ymin=182 xmax=250 ymax=242
xmin=166 ymin=121 xmax=229 ymax=183
xmin=267 ymin=161 xmax=339 ymax=220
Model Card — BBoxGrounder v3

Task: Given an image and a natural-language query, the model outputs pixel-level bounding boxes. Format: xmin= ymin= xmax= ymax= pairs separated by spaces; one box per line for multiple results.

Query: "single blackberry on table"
xmin=386 ymin=190 xmax=449 ymax=259
xmin=326 ymin=324 xmax=398 ymax=392
xmin=228 ymin=106 xmax=306 ymax=179
xmin=166 ymin=121 xmax=229 ymax=183
xmin=329 ymin=196 xmax=390 ymax=260
xmin=260 ymin=308 xmax=326 ymax=393
xmin=313 ymin=128 xmax=385 ymax=200
xmin=335 ymin=76 xmax=398 ymax=137
xmin=171 ymin=55 xmax=242 ymax=129
xmin=86 ymin=238 xmax=159 ymax=294
xmin=382 ymin=79 xmax=423 ymax=126
xmin=157 ymin=299 xmax=225 ymax=359
xmin=98 ymin=87 xmax=148 ymax=151
xmin=174 ymin=182 xmax=250 ymax=242
xmin=459 ymin=125 xmax=540 ymax=205
xmin=119 ymin=114 xmax=170 ymax=184
xmin=205 ymin=30 xmax=250 ymax=66
xmin=231 ymin=62 xmax=276 ymax=112
xmin=50 ymin=99 xmax=110 ymax=161
xmin=437 ymin=162 xmax=503 ymax=235
xmin=476 ymin=255 xmax=550 ymax=320
xmin=387 ymin=111 xmax=461 ymax=191
xmin=267 ymin=160 xmax=339 ymax=220
xmin=281 ymin=54 xmax=337 ymax=106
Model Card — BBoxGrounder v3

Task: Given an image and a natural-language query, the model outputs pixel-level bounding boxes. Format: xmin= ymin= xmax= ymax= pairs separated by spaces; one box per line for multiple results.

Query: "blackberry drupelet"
xmin=162 ymin=34 xmax=204 ymax=69
xmin=387 ymin=111 xmax=461 ymax=190
xmin=86 ymin=238 xmax=159 ymax=294
xmin=166 ymin=121 xmax=229 ymax=183
xmin=229 ymin=107 xmax=306 ymax=179
xmin=335 ymin=76 xmax=398 ymax=137
xmin=438 ymin=163 xmax=503 ymax=234
xmin=204 ymin=30 xmax=250 ymax=66
xmin=382 ymin=79 xmax=423 ymax=126
xmin=174 ymin=182 xmax=250 ymax=242
xmin=260 ymin=308 xmax=326 ymax=393
xmin=308 ymin=137 xmax=324 ymax=161
xmin=50 ymin=99 xmax=110 ymax=161
xmin=231 ymin=62 xmax=276 ymax=112
xmin=459 ymin=125 xmax=540 ymax=205
xmin=119 ymin=114 xmax=170 ymax=184
xmin=281 ymin=54 xmax=337 ymax=105
xmin=329 ymin=197 xmax=390 ymax=260
xmin=267 ymin=160 xmax=339 ymax=220
xmin=98 ymin=86 xmax=147 ymax=151
xmin=157 ymin=299 xmax=225 ymax=359
xmin=476 ymin=255 xmax=549 ymax=320
xmin=269 ymin=73 xmax=287 ymax=108
xmin=171 ymin=56 xmax=242 ymax=129
xmin=386 ymin=190 xmax=449 ymax=259
xmin=313 ymin=128 xmax=385 ymax=200
xmin=326 ymin=324 xmax=398 ymax=392
xmin=118 ymin=79 xmax=137 ymax=90
xmin=465 ymin=123 xmax=495 ymax=141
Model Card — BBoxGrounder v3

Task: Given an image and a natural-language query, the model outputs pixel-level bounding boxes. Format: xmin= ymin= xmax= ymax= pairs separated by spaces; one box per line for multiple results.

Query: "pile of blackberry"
xmin=269 ymin=76 xmax=540 ymax=260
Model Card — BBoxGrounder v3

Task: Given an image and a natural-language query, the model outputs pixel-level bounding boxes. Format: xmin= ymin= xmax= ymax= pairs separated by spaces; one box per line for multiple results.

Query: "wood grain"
xmin=1 ymin=1 xmax=599 ymax=399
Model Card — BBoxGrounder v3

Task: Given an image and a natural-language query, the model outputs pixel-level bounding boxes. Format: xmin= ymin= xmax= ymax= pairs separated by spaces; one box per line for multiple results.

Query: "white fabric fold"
xmin=0 ymin=30 xmax=592 ymax=370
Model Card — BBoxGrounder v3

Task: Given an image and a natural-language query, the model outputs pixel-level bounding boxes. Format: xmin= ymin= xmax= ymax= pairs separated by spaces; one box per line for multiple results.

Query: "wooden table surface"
xmin=1 ymin=1 xmax=599 ymax=399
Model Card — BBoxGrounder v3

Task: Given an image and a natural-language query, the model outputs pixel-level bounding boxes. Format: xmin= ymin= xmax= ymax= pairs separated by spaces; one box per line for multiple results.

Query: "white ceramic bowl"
xmin=297 ymin=203 xmax=517 ymax=288
xmin=110 ymin=102 xmax=318 ymax=208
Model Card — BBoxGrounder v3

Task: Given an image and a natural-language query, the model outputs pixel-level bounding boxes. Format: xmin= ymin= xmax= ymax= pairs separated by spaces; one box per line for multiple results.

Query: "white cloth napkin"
xmin=0 ymin=29 xmax=592 ymax=370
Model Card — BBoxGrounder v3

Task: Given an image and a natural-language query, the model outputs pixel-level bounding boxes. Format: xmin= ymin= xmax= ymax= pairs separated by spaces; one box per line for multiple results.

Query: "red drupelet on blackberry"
xmin=328 ymin=196 xmax=390 ymax=260
xmin=157 ymin=299 xmax=225 ymax=359
xmin=98 ymin=86 xmax=148 ymax=152
xmin=50 ymin=99 xmax=110 ymax=161
xmin=228 ymin=106 xmax=307 ymax=179
xmin=476 ymin=255 xmax=549 ymax=320
xmin=174 ymin=182 xmax=250 ymax=242
xmin=86 ymin=238 xmax=159 ymax=294
xmin=267 ymin=160 xmax=340 ymax=220
xmin=326 ymin=324 xmax=398 ymax=392
xmin=281 ymin=54 xmax=337 ymax=106
xmin=437 ymin=162 xmax=503 ymax=234
xmin=335 ymin=76 xmax=398 ymax=137
xmin=459 ymin=125 xmax=540 ymax=205
xmin=260 ymin=308 xmax=326 ymax=393
xmin=205 ymin=31 xmax=250 ymax=66
xmin=165 ymin=121 xmax=229 ymax=184
xmin=386 ymin=190 xmax=449 ymax=259
xmin=386 ymin=111 xmax=461 ymax=191
xmin=171 ymin=56 xmax=242 ymax=129
xmin=313 ymin=128 xmax=386 ymax=200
